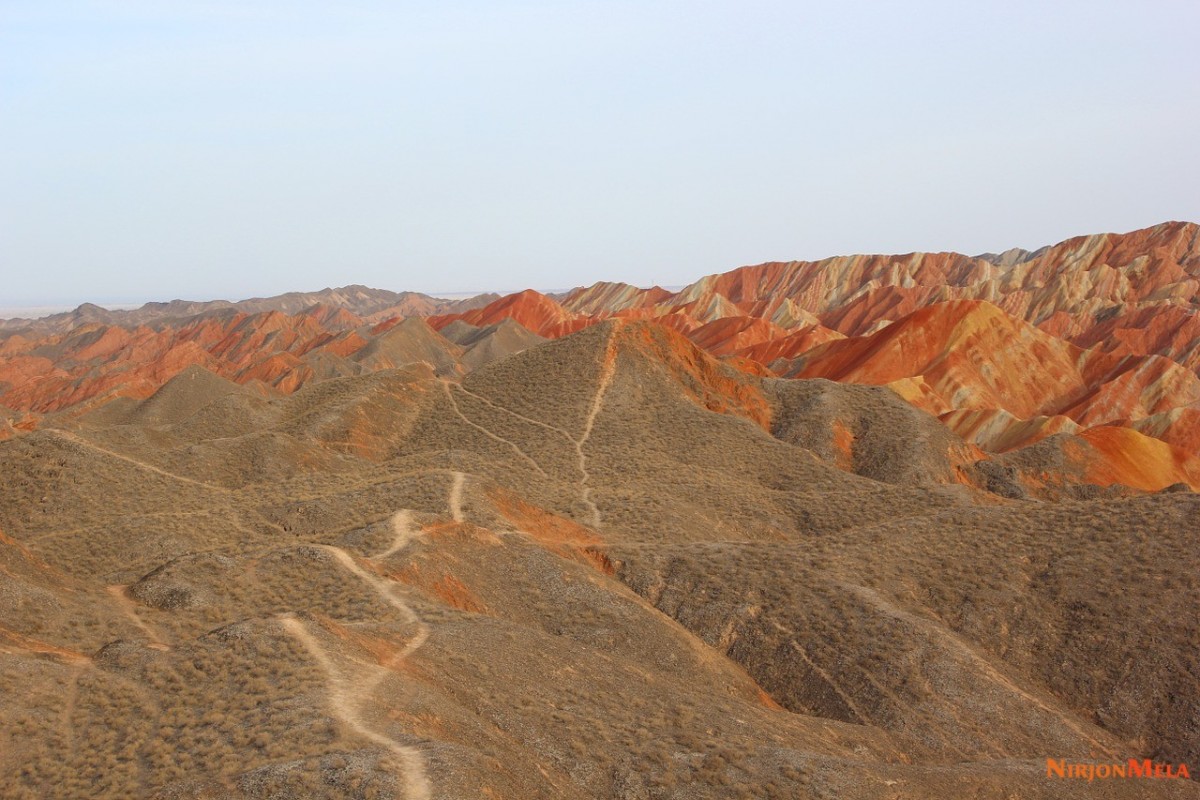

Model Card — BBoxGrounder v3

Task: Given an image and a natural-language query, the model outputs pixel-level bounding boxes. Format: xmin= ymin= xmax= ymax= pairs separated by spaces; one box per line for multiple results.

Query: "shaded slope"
xmin=766 ymin=377 xmax=982 ymax=486
xmin=124 ymin=365 xmax=249 ymax=427
xmin=612 ymin=490 xmax=1200 ymax=771
xmin=457 ymin=318 xmax=547 ymax=372
xmin=350 ymin=317 xmax=463 ymax=377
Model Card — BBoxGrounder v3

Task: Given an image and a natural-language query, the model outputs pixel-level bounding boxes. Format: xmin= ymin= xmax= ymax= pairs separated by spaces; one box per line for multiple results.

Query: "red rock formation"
xmin=3 ymin=221 xmax=1198 ymax=488
xmin=939 ymin=409 xmax=1080 ymax=452
xmin=1129 ymin=408 xmax=1200 ymax=454
xmin=560 ymin=282 xmax=672 ymax=315
xmin=786 ymin=300 xmax=1200 ymax=433
xmin=429 ymin=290 xmax=587 ymax=338
xmin=733 ymin=325 xmax=845 ymax=365
xmin=1071 ymin=305 xmax=1200 ymax=374
xmin=1071 ymin=426 xmax=1200 ymax=492
xmin=686 ymin=316 xmax=787 ymax=356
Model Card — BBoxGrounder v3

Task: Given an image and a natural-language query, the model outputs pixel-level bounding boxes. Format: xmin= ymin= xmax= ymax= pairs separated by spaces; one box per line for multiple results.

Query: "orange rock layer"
xmin=3 ymin=221 xmax=1198 ymax=490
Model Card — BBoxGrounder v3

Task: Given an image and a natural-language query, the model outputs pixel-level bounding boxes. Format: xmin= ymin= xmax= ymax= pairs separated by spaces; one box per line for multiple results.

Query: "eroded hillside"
xmin=1 ymin=319 xmax=1197 ymax=799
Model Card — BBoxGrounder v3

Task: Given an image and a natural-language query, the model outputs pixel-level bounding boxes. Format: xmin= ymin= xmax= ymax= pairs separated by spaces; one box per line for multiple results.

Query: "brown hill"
xmin=350 ymin=317 xmax=463 ymax=377
xmin=3 ymin=223 xmax=1200 ymax=797
xmin=766 ymin=377 xmax=982 ymax=486
xmin=2 ymin=319 xmax=1199 ymax=798
xmin=123 ymin=365 xmax=250 ymax=427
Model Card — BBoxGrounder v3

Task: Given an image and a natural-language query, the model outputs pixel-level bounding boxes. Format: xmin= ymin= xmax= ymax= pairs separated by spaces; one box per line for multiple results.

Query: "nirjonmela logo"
xmin=1047 ymin=759 xmax=1191 ymax=781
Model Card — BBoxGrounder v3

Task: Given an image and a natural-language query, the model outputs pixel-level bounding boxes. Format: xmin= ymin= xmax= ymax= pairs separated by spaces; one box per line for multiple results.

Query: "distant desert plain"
xmin=2 ymin=221 xmax=1199 ymax=798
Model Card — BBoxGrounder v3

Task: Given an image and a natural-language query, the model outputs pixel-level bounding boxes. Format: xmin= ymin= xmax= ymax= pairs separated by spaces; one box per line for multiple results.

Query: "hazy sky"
xmin=2 ymin=1 xmax=1198 ymax=306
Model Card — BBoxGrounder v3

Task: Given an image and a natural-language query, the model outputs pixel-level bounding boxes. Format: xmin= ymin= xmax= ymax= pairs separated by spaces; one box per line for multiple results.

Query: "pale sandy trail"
xmin=373 ymin=511 xmax=423 ymax=560
xmin=449 ymin=340 xmax=615 ymax=529
xmin=442 ymin=383 xmax=546 ymax=476
xmin=320 ymin=545 xmax=429 ymax=656
xmin=449 ymin=471 xmax=465 ymax=524
xmin=451 ymin=383 xmax=576 ymax=442
xmin=105 ymin=585 xmax=169 ymax=650
xmin=279 ymin=535 xmax=434 ymax=799
xmin=280 ymin=615 xmax=431 ymax=800
xmin=49 ymin=430 xmax=229 ymax=493
xmin=575 ymin=330 xmax=617 ymax=529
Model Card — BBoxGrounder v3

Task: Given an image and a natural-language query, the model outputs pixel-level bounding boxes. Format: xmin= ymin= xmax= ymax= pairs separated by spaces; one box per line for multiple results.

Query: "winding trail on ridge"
xmin=442 ymin=382 xmax=546 ymax=476
xmin=57 ymin=665 xmax=85 ymax=751
xmin=48 ymin=430 xmax=229 ymax=493
xmin=322 ymin=545 xmax=428 ymax=655
xmin=445 ymin=331 xmax=617 ymax=529
xmin=576 ymin=331 xmax=618 ymax=529
xmin=281 ymin=615 xmax=431 ymax=800
xmin=280 ymin=526 xmax=435 ymax=799
xmin=374 ymin=510 xmax=423 ymax=560
xmin=452 ymin=383 xmax=576 ymax=443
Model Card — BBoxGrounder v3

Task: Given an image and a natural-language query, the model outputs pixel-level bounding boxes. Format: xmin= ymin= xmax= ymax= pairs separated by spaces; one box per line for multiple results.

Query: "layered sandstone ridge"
xmin=2 ymin=222 xmax=1198 ymax=493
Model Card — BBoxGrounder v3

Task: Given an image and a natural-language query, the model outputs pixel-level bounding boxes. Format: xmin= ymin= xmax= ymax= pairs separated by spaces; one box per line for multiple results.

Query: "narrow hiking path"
xmin=443 ymin=331 xmax=617 ymax=530
xmin=57 ymin=664 xmax=85 ymax=752
xmin=576 ymin=330 xmax=618 ymax=529
xmin=48 ymin=430 xmax=229 ymax=493
xmin=374 ymin=510 xmax=423 ymax=560
xmin=280 ymin=531 xmax=434 ymax=799
xmin=105 ymin=585 xmax=170 ymax=650
xmin=281 ymin=615 xmax=431 ymax=800
xmin=320 ymin=545 xmax=428 ymax=653
xmin=452 ymin=382 xmax=576 ymax=443
xmin=442 ymin=383 xmax=546 ymax=476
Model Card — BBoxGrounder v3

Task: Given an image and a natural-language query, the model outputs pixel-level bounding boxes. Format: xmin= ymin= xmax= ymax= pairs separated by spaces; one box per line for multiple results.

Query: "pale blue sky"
xmin=2 ymin=1 xmax=1198 ymax=306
